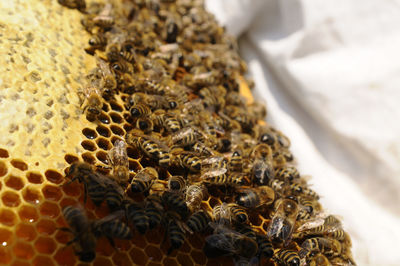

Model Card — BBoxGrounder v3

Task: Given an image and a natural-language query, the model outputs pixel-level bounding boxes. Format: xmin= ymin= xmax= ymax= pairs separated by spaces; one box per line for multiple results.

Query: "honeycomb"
xmin=0 ymin=0 xmax=354 ymax=265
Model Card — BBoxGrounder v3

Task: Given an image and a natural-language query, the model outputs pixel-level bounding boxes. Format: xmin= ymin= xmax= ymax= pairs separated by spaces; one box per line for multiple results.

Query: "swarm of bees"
xmin=58 ymin=0 xmax=355 ymax=265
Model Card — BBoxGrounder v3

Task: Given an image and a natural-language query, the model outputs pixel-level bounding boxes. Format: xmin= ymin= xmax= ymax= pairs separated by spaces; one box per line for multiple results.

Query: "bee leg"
xmin=95 ymin=164 xmax=112 ymax=171
xmin=83 ymin=182 xmax=88 ymax=204
xmin=81 ymin=103 xmax=89 ymax=114
xmin=56 ymin=227 xmax=72 ymax=233
xmin=167 ymin=246 xmax=175 ymax=255
xmin=65 ymin=236 xmax=79 ymax=247
xmin=106 ymin=236 xmax=116 ymax=249
xmin=61 ymin=178 xmax=75 ymax=187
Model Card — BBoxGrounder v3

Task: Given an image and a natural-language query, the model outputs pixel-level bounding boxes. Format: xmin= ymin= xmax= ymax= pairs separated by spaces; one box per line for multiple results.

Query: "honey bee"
xmin=229 ymin=150 xmax=243 ymax=172
xmin=227 ymin=203 xmax=249 ymax=225
xmin=158 ymin=149 xmax=171 ymax=168
xmin=107 ymin=139 xmax=129 ymax=185
xmin=268 ymin=179 xmax=285 ymax=194
xmin=172 ymin=127 xmax=204 ymax=146
xmin=96 ymin=56 xmax=117 ymax=93
xmin=250 ymin=143 xmax=273 ymax=160
xmin=173 ymin=150 xmax=202 ymax=173
xmin=151 ymin=109 xmax=166 ymax=129
xmin=145 ymin=194 xmax=163 ymax=229
xmin=92 ymin=211 xmax=132 ymax=246
xmin=200 ymin=114 xmax=225 ymax=139
xmin=199 ymin=86 xmax=225 ymax=111
xmin=124 ymin=200 xmax=149 ymax=234
xmin=126 ymin=131 xmax=170 ymax=166
xmin=164 ymin=15 xmax=181 ymax=43
xmin=307 ymin=253 xmax=330 ymax=266
xmin=188 ymin=142 xmax=213 ymax=156
xmin=202 ymin=171 xmax=247 ymax=187
xmin=248 ymin=101 xmax=267 ymax=121
xmin=79 ymin=80 xmax=102 ymax=121
xmin=162 ymin=191 xmax=189 ymax=219
xmin=168 ymin=175 xmax=186 ymax=194
xmin=298 ymin=237 xmax=342 ymax=259
xmin=130 ymin=103 xmax=151 ymax=118
xmin=165 ymin=211 xmax=186 ymax=255
xmin=163 ymin=113 xmax=181 ymax=133
xmin=203 ymin=224 xmax=258 ymax=259
xmin=111 ymin=58 xmax=133 ymax=74
xmin=224 ymin=105 xmax=255 ymax=132
xmin=216 ymin=111 xmax=241 ymax=131
xmin=235 ymin=186 xmax=275 ymax=209
xmin=255 ymin=233 xmax=274 ymax=259
xmin=185 ymin=183 xmax=207 ymax=212
xmin=186 ymin=210 xmax=211 ymax=233
xmin=119 ymin=44 xmax=137 ymax=64
xmin=330 ymin=254 xmax=356 ymax=266
xmin=296 ymin=197 xmax=318 ymax=220
xmin=289 ymin=182 xmax=319 ymax=200
xmin=275 ymin=129 xmax=291 ymax=149
xmin=80 ymin=14 xmax=96 ymax=33
xmin=136 ymin=116 xmax=154 ymax=133
xmin=140 ymin=78 xmax=167 ymax=95
xmin=233 ymin=225 xmax=255 ymax=247
xmin=202 ymin=156 xmax=228 ymax=169
xmin=213 ymin=138 xmax=232 ymax=153
xmin=295 ymin=215 xmax=346 ymax=241
xmin=275 ymin=166 xmax=300 ymax=182
xmin=85 ymin=33 xmax=107 ymax=55
xmin=188 ymin=72 xmax=216 ymax=88
xmin=273 ymin=248 xmax=300 ymax=266
xmin=252 ymin=125 xmax=277 ymax=147
xmin=105 ymin=34 xmax=124 ymax=62
xmin=127 ymin=167 xmax=158 ymax=194
xmin=93 ymin=3 xmax=114 ymax=29
xmin=213 ymin=203 xmax=249 ymax=225
xmin=251 ymin=159 xmax=274 ymax=186
xmin=267 ymin=198 xmax=298 ymax=245
xmin=58 ymin=0 xmax=86 ymax=12
xmin=226 ymin=91 xmax=247 ymax=107
xmin=60 ymin=205 xmax=96 ymax=262
xmin=65 ymin=162 xmax=107 ymax=206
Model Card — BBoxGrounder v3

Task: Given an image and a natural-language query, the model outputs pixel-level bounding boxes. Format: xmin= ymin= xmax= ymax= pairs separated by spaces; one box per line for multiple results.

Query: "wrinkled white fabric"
xmin=205 ymin=0 xmax=400 ymax=265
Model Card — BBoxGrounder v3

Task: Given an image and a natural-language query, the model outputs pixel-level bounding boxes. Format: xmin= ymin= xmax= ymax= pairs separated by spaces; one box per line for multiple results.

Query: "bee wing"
xmin=159 ymin=43 xmax=179 ymax=53
xmin=95 ymin=55 xmax=112 ymax=76
xmin=171 ymin=127 xmax=193 ymax=142
xmin=234 ymin=257 xmax=259 ymax=266
xmin=201 ymin=168 xmax=227 ymax=179
xmin=297 ymin=214 xmax=328 ymax=232
xmin=133 ymin=168 xmax=156 ymax=182
xmin=234 ymin=187 xmax=252 ymax=194
xmin=183 ymin=98 xmax=204 ymax=114
xmin=93 ymin=210 xmax=125 ymax=226
xmin=177 ymin=220 xmax=193 ymax=235
xmin=109 ymin=140 xmax=129 ymax=166
xmin=108 ymin=179 xmax=125 ymax=195
xmin=87 ymin=172 xmax=108 ymax=187
xmin=62 ymin=204 xmax=90 ymax=230
xmin=201 ymin=156 xmax=225 ymax=167
xmin=205 ymin=232 xmax=235 ymax=253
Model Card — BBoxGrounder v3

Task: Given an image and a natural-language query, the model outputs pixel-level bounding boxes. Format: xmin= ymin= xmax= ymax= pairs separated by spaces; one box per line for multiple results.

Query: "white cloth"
xmin=205 ymin=0 xmax=400 ymax=265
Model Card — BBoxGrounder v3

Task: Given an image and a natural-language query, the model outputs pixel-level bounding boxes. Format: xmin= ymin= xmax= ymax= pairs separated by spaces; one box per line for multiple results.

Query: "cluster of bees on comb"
xmin=58 ymin=0 xmax=355 ymax=265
